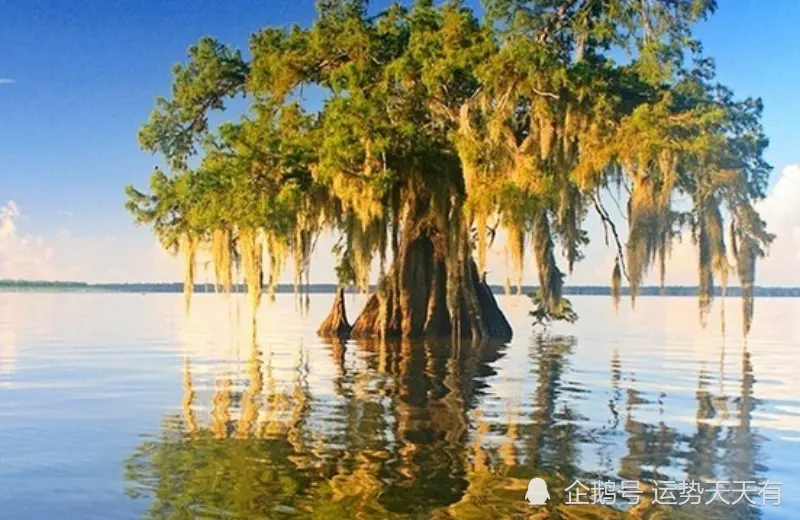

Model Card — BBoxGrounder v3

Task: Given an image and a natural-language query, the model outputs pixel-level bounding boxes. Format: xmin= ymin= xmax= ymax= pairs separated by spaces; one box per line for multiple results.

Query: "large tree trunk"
xmin=321 ymin=227 xmax=512 ymax=341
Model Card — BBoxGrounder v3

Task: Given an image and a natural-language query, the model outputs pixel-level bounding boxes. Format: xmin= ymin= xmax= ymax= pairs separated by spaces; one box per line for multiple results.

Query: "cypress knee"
xmin=317 ymin=287 xmax=352 ymax=339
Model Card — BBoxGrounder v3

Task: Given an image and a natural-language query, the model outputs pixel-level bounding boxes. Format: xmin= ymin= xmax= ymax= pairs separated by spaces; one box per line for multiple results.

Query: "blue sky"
xmin=1 ymin=0 xmax=799 ymax=284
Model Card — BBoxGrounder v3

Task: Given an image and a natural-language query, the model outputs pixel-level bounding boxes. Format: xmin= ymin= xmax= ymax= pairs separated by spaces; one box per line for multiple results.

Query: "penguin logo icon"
xmin=525 ymin=477 xmax=550 ymax=505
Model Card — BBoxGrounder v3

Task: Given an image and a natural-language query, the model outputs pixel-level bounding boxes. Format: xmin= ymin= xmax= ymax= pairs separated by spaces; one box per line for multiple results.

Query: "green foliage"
xmin=529 ymin=291 xmax=578 ymax=327
xmin=126 ymin=0 xmax=772 ymax=333
xmin=138 ymin=38 xmax=248 ymax=169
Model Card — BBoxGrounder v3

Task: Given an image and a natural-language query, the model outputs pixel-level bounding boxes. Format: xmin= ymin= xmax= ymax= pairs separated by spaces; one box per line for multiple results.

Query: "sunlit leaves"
xmin=138 ymin=38 xmax=248 ymax=169
xmin=126 ymin=0 xmax=771 ymax=334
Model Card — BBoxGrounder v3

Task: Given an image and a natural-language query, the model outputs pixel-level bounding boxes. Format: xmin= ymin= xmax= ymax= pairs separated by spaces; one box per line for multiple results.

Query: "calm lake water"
xmin=1 ymin=292 xmax=799 ymax=519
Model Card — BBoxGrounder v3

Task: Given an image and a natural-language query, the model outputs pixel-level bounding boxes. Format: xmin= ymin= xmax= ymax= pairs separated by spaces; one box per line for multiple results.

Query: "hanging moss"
xmin=211 ymin=228 xmax=233 ymax=293
xmin=353 ymin=226 xmax=373 ymax=294
xmin=292 ymin=228 xmax=304 ymax=294
xmin=626 ymin=174 xmax=673 ymax=307
xmin=658 ymin=241 xmax=668 ymax=293
xmin=181 ymin=234 xmax=198 ymax=312
xmin=611 ymin=257 xmax=622 ymax=313
xmin=239 ymin=228 xmax=263 ymax=312
xmin=532 ymin=210 xmax=563 ymax=312
xmin=265 ymin=234 xmax=287 ymax=303
xmin=731 ymin=221 xmax=763 ymax=336
xmin=562 ymin=106 xmax=575 ymax=160
xmin=126 ymin=1 xmax=773 ymax=337
xmin=506 ymin=223 xmax=525 ymax=296
xmin=475 ymin=212 xmax=488 ymax=276
xmin=539 ymin=114 xmax=555 ymax=161
xmin=696 ymin=195 xmax=730 ymax=325
xmin=291 ymin=224 xmax=314 ymax=296
xmin=556 ymin=183 xmax=586 ymax=275
xmin=707 ymin=204 xmax=729 ymax=295
xmin=697 ymin=220 xmax=713 ymax=324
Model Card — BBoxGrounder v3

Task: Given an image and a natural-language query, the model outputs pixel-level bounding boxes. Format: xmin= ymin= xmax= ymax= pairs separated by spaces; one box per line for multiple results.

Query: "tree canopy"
xmin=126 ymin=0 xmax=773 ymax=336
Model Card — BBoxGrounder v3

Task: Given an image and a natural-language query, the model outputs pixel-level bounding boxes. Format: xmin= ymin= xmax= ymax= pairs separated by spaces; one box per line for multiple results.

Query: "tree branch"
xmin=536 ymin=0 xmax=586 ymax=44
xmin=605 ymin=185 xmax=629 ymax=222
xmin=593 ymin=192 xmax=630 ymax=281
xmin=531 ymin=86 xmax=560 ymax=100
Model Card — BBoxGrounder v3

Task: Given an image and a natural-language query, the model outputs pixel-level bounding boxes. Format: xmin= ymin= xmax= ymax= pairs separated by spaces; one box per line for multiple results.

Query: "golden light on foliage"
xmin=239 ymin=228 xmax=263 ymax=310
xmin=181 ymin=234 xmax=198 ymax=312
xmin=475 ymin=212 xmax=488 ymax=275
xmin=291 ymin=221 xmax=314 ymax=294
xmin=507 ymin=224 xmax=525 ymax=296
xmin=265 ymin=234 xmax=287 ymax=303
xmin=127 ymin=0 xmax=774 ymax=338
xmin=211 ymin=228 xmax=233 ymax=294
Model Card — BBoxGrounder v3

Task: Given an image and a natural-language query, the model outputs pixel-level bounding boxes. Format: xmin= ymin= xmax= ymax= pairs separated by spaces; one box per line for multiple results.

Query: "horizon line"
xmin=2 ymin=279 xmax=799 ymax=294
xmin=2 ymin=279 xmax=800 ymax=288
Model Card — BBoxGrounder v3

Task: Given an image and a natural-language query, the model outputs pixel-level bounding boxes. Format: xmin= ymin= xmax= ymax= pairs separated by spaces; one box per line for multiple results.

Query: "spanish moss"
xmin=126 ymin=0 xmax=774 ymax=337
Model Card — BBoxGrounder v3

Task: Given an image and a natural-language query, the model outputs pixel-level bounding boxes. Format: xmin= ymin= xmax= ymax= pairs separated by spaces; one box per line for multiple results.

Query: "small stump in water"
xmin=317 ymin=287 xmax=352 ymax=339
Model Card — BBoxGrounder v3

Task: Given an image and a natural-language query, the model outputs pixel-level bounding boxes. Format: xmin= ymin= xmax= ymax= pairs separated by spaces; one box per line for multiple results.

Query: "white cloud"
xmin=755 ymin=164 xmax=800 ymax=285
xmin=0 ymin=201 xmax=179 ymax=282
xmin=0 ymin=201 xmax=20 ymax=238
xmin=0 ymin=201 xmax=56 ymax=280
xmin=0 ymin=78 xmax=14 ymax=85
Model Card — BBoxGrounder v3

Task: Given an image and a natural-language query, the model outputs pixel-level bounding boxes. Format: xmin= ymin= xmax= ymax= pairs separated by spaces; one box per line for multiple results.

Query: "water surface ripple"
xmin=1 ymin=293 xmax=798 ymax=519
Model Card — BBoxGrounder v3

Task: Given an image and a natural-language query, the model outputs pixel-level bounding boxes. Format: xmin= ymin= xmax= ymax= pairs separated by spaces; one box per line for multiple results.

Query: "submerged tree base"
xmin=319 ymin=234 xmax=512 ymax=342
xmin=317 ymin=287 xmax=352 ymax=339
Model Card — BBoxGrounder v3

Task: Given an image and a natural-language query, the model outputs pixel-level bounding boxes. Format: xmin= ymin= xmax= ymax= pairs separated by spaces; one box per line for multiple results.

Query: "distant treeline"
xmin=1 ymin=280 xmax=799 ymax=297
xmin=0 ymin=280 xmax=92 ymax=289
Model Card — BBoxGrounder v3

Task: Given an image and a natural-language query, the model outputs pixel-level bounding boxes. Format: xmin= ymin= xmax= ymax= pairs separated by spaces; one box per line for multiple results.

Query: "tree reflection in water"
xmin=125 ymin=334 xmax=766 ymax=519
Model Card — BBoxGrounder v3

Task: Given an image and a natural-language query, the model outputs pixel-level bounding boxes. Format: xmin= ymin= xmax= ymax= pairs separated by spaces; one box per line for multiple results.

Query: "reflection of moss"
xmin=436 ymin=473 xmax=533 ymax=519
xmin=125 ymin=336 xmax=764 ymax=520
xmin=125 ymin=426 xmax=313 ymax=518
